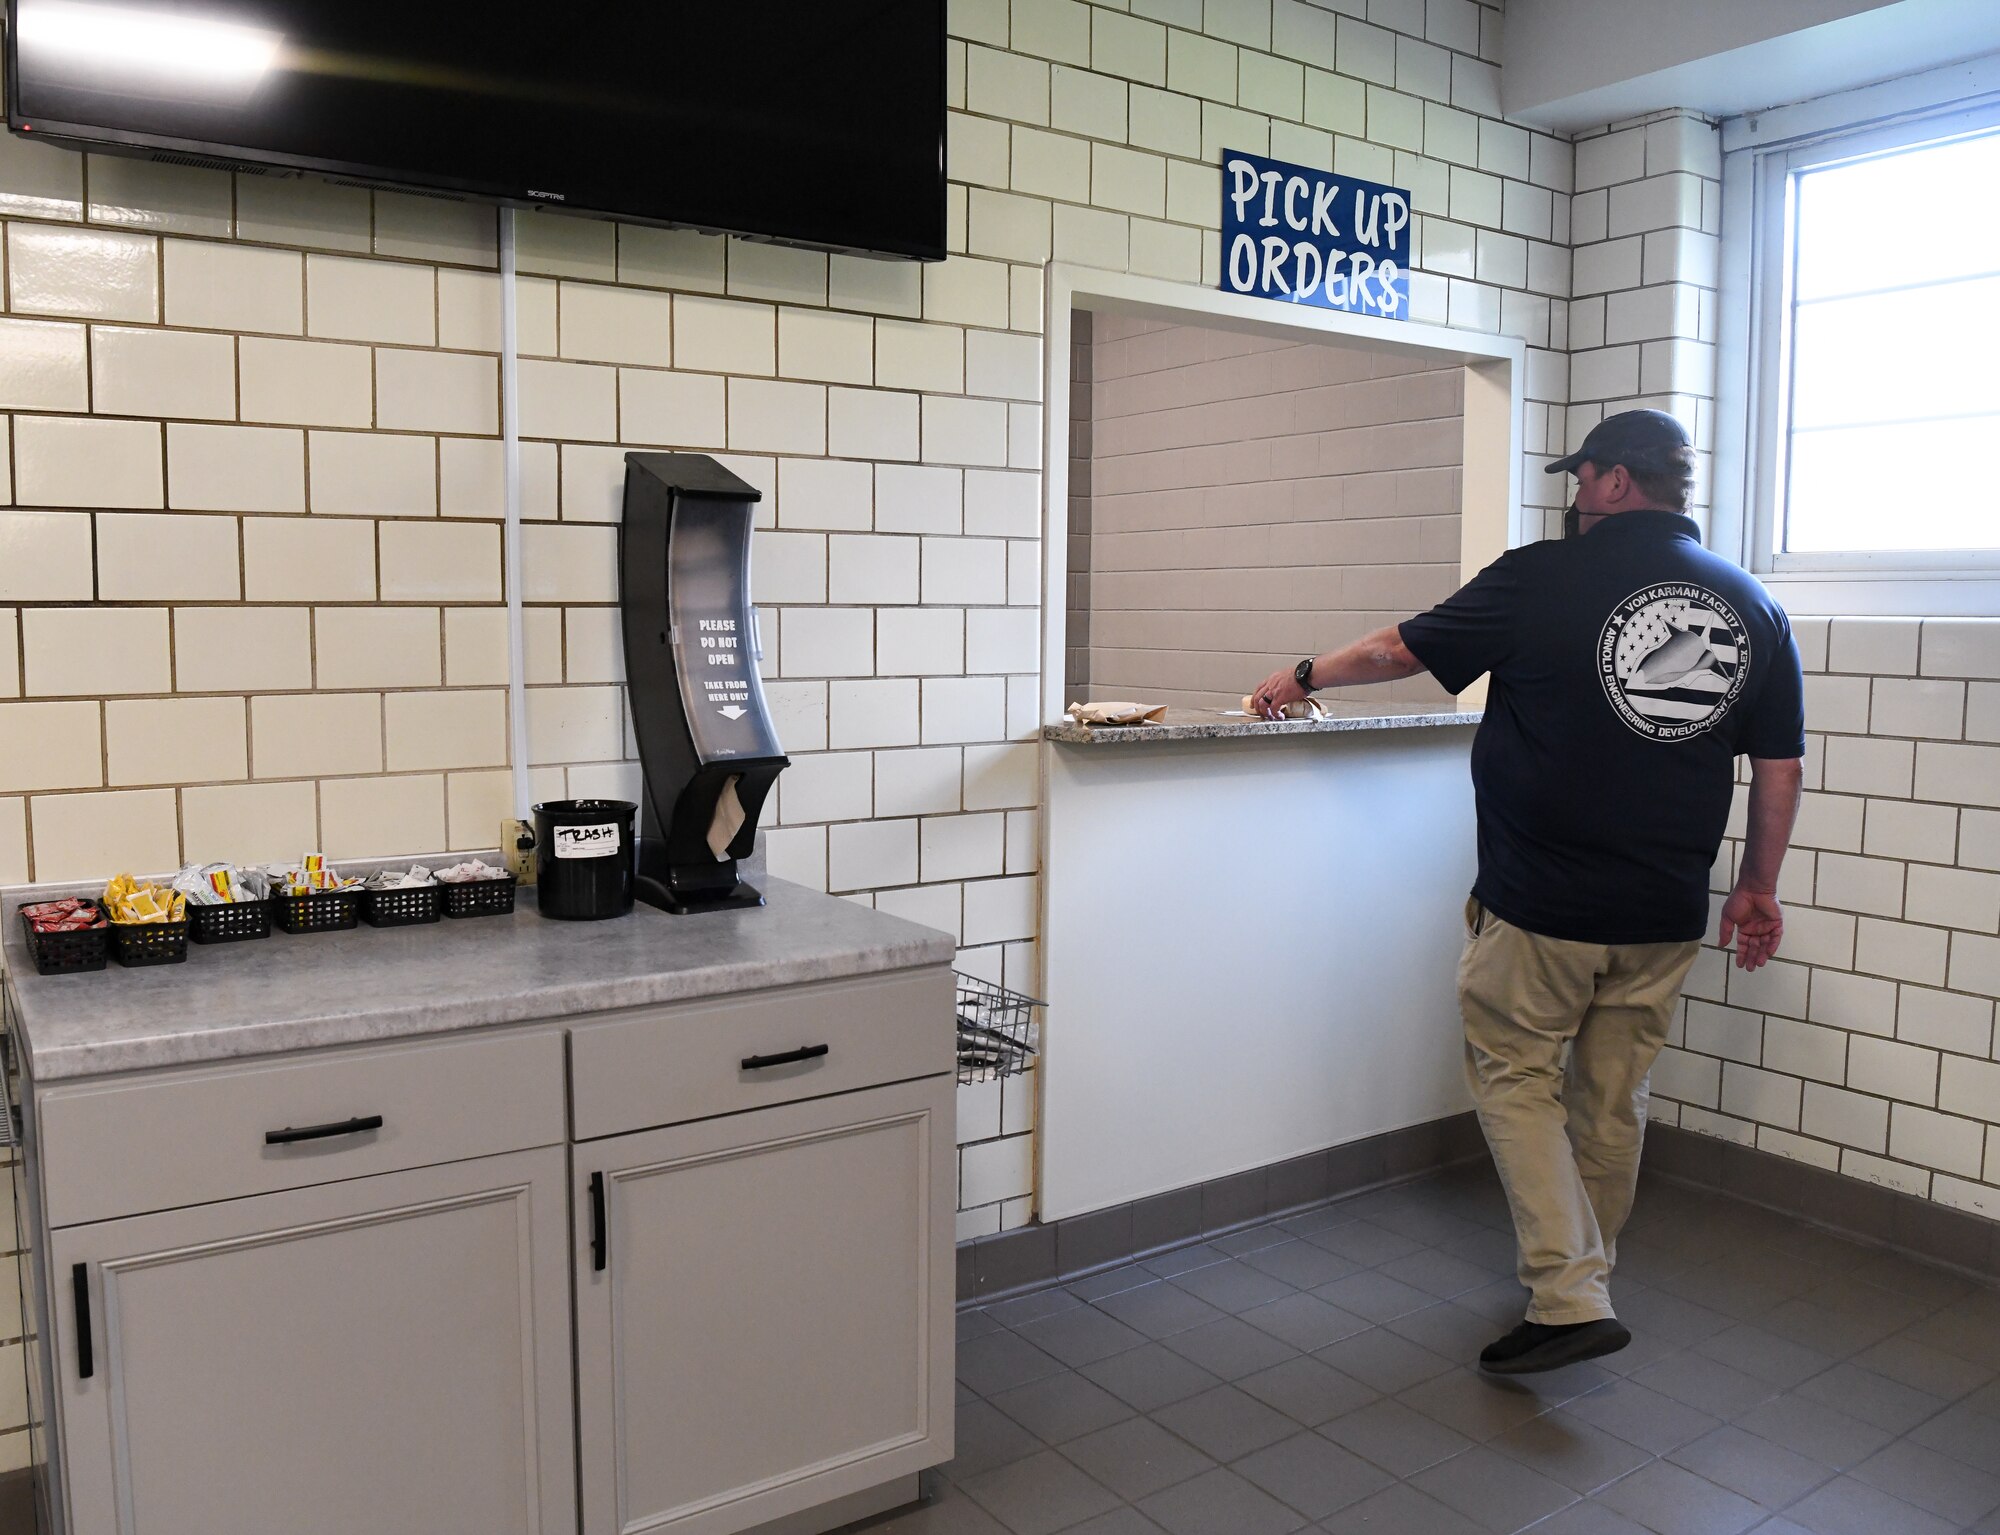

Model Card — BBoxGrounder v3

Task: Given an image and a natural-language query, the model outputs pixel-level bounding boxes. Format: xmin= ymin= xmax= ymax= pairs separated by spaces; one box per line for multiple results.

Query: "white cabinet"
xmin=574 ymin=1076 xmax=956 ymax=1535
xmin=50 ymin=1146 xmax=577 ymax=1535
xmin=18 ymin=963 xmax=956 ymax=1535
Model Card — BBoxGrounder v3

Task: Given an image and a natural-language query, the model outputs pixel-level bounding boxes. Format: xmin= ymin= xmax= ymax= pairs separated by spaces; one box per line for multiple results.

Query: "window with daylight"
xmin=1750 ymin=108 xmax=2000 ymax=570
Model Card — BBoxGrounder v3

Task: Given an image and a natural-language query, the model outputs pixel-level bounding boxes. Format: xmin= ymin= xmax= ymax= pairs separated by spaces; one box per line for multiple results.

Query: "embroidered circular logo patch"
xmin=1599 ymin=583 xmax=1751 ymax=741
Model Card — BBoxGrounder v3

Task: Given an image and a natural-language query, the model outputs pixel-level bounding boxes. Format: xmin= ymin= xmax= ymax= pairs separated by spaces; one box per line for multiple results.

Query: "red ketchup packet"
xmin=22 ymin=898 xmax=107 ymax=933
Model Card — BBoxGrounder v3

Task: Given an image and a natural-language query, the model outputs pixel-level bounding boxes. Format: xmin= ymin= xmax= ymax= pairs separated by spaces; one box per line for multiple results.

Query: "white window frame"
xmin=1714 ymin=50 xmax=2000 ymax=615
xmin=1036 ymin=262 xmax=1529 ymax=728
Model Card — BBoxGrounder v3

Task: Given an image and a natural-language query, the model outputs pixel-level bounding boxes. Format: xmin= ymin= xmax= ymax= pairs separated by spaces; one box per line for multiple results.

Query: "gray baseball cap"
xmin=1546 ymin=408 xmax=1691 ymax=475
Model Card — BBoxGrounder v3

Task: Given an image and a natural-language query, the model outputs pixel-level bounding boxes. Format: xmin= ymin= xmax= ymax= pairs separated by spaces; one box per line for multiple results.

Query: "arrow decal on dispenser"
xmin=717 ymin=705 xmax=747 ymax=720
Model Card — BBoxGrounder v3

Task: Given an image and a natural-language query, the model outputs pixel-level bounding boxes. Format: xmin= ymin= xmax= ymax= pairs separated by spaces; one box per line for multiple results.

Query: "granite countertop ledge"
xmin=1 ymin=878 xmax=956 ymax=1082
xmin=1044 ymin=703 xmax=1483 ymax=745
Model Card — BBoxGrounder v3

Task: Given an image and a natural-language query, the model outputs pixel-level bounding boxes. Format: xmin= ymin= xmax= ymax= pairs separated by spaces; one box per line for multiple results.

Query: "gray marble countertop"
xmin=1044 ymin=703 xmax=1482 ymax=745
xmin=1 ymin=878 xmax=956 ymax=1082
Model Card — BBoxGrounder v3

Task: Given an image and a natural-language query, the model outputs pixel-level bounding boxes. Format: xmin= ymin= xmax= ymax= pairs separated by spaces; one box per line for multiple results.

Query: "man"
xmin=1252 ymin=409 xmax=1804 ymax=1376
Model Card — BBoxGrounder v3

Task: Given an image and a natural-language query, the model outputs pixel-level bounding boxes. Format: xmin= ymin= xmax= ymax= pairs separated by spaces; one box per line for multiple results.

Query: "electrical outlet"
xmin=502 ymin=818 xmax=538 ymax=885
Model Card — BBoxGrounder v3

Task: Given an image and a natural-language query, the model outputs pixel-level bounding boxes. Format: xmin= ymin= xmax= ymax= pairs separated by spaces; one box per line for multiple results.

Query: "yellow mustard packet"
xmin=103 ymin=873 xmax=187 ymax=924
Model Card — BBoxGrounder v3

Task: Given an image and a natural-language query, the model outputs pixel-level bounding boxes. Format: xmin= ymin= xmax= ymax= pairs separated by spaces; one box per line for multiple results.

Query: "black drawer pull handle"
xmin=740 ymin=1044 xmax=829 ymax=1071
xmin=265 ymin=1114 xmax=384 ymax=1146
xmin=589 ymin=1171 xmax=607 ymax=1273
xmin=72 ymin=1263 xmax=92 ymax=1380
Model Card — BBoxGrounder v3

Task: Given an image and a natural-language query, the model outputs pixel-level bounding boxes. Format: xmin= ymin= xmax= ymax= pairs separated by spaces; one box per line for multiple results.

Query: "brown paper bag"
xmin=1066 ymin=701 xmax=1168 ymax=727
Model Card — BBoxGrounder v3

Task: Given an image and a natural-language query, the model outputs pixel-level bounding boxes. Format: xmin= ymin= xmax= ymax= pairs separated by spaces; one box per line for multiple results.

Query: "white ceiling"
xmin=1502 ymin=0 xmax=2000 ymax=131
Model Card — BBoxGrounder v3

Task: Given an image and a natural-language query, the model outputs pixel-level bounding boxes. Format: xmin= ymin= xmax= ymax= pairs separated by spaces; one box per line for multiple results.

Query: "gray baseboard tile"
xmin=1644 ymin=1122 xmax=2000 ymax=1281
xmin=1130 ymin=1186 xmax=1202 ymax=1256
xmin=0 ymin=1466 xmax=35 ymax=1535
xmin=958 ymin=1111 xmax=1486 ymax=1306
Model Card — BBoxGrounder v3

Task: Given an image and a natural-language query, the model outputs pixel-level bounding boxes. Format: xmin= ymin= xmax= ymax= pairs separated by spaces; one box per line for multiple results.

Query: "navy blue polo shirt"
xmin=1398 ymin=511 xmax=1806 ymax=946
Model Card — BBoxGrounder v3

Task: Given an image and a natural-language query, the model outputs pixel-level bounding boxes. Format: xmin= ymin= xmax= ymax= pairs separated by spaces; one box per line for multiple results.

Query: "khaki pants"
xmin=1458 ymin=898 xmax=1700 ymax=1324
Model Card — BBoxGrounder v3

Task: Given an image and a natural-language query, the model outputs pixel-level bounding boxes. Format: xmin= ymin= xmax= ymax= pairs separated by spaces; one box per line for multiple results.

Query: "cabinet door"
xmin=576 ymin=1076 xmax=955 ymax=1535
xmin=51 ymin=1145 xmax=576 ymax=1535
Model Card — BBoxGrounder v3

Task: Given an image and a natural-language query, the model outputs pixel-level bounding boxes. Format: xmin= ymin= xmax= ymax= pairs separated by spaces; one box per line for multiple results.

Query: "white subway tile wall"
xmin=12 ymin=2 xmax=1535 ymax=1415
xmin=1534 ymin=107 xmax=1989 ymax=1206
xmin=0 ymin=1 xmax=1991 ymax=1474
xmin=1562 ymin=109 xmax=1718 ymax=535
xmin=1653 ymin=615 xmax=2000 ymax=1217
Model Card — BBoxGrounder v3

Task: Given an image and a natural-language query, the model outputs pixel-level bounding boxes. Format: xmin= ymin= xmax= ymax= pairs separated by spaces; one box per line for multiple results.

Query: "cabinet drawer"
xmin=569 ymin=966 xmax=951 ymax=1140
xmin=39 ymin=1028 xmax=564 ymax=1228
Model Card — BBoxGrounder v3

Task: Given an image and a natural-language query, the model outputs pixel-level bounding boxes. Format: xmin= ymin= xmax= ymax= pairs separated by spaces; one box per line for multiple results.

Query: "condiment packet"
xmin=435 ymin=858 xmax=507 ymax=884
xmin=267 ymin=852 xmax=360 ymax=897
xmin=364 ymin=866 xmax=435 ymax=890
xmin=170 ymin=862 xmax=272 ymax=905
xmin=103 ymin=873 xmax=187 ymax=925
xmin=22 ymin=898 xmax=107 ymax=933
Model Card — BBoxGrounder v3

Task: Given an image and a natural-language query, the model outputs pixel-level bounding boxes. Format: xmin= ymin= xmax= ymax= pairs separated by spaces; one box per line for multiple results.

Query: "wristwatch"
xmin=1294 ymin=657 xmax=1317 ymax=694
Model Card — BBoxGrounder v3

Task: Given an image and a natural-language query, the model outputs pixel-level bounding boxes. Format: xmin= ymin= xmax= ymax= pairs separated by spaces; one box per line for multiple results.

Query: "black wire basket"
xmin=360 ymin=884 xmax=442 ymax=928
xmin=106 ymin=918 xmax=189 ymax=967
xmin=270 ymin=887 xmax=363 ymax=934
xmin=439 ymin=873 xmax=516 ymax=918
xmin=954 ymin=971 xmax=1041 ymax=1085
xmin=188 ymin=899 xmax=272 ymax=944
xmin=19 ymin=905 xmax=109 ymax=975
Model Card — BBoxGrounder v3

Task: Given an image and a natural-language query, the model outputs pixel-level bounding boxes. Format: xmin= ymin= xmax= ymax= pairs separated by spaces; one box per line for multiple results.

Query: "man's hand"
xmin=1249 ymin=666 xmax=1308 ymax=719
xmin=1718 ymin=884 xmax=1783 ymax=971
xmin=1248 ymin=629 xmax=1426 ymax=717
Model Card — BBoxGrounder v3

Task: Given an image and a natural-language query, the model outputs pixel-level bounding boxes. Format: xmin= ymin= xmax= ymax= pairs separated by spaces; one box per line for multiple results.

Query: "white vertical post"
xmin=500 ymin=208 xmax=532 ymax=818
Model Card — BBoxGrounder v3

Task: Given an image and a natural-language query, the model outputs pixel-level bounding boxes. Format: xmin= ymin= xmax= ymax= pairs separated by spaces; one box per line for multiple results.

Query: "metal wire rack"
xmin=954 ymin=971 xmax=1041 ymax=1085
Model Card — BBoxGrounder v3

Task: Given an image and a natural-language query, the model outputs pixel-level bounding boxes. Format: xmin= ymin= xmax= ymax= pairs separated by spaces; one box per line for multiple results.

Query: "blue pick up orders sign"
xmin=1220 ymin=149 xmax=1411 ymax=319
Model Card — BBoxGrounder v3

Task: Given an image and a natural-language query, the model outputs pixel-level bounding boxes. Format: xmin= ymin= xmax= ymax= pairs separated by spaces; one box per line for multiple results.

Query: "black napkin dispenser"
xmin=620 ymin=453 xmax=789 ymax=914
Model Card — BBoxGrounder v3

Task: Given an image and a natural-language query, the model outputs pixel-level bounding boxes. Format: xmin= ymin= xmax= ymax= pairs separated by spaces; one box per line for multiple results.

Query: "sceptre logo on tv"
xmin=526 ymin=189 xmax=566 ymax=201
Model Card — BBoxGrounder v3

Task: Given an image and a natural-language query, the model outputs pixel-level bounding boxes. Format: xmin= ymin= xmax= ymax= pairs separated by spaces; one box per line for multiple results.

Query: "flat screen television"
xmin=3 ymin=0 xmax=946 ymax=260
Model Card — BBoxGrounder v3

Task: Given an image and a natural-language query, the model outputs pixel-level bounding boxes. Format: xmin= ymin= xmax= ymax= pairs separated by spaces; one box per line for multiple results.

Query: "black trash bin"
xmin=534 ymin=799 xmax=637 ymax=920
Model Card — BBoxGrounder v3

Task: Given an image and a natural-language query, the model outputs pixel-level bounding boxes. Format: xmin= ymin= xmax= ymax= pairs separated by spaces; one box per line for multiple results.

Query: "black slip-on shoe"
xmin=1478 ymin=1318 xmax=1631 ymax=1375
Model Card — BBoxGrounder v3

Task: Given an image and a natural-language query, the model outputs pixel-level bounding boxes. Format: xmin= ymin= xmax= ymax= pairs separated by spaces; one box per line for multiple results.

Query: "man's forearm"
xmin=1739 ymin=759 xmax=1803 ymax=892
xmin=1306 ymin=625 xmax=1427 ymax=690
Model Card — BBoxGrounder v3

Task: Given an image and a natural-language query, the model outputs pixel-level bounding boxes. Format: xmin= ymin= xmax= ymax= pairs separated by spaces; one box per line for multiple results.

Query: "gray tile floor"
xmin=845 ymin=1163 xmax=2000 ymax=1535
